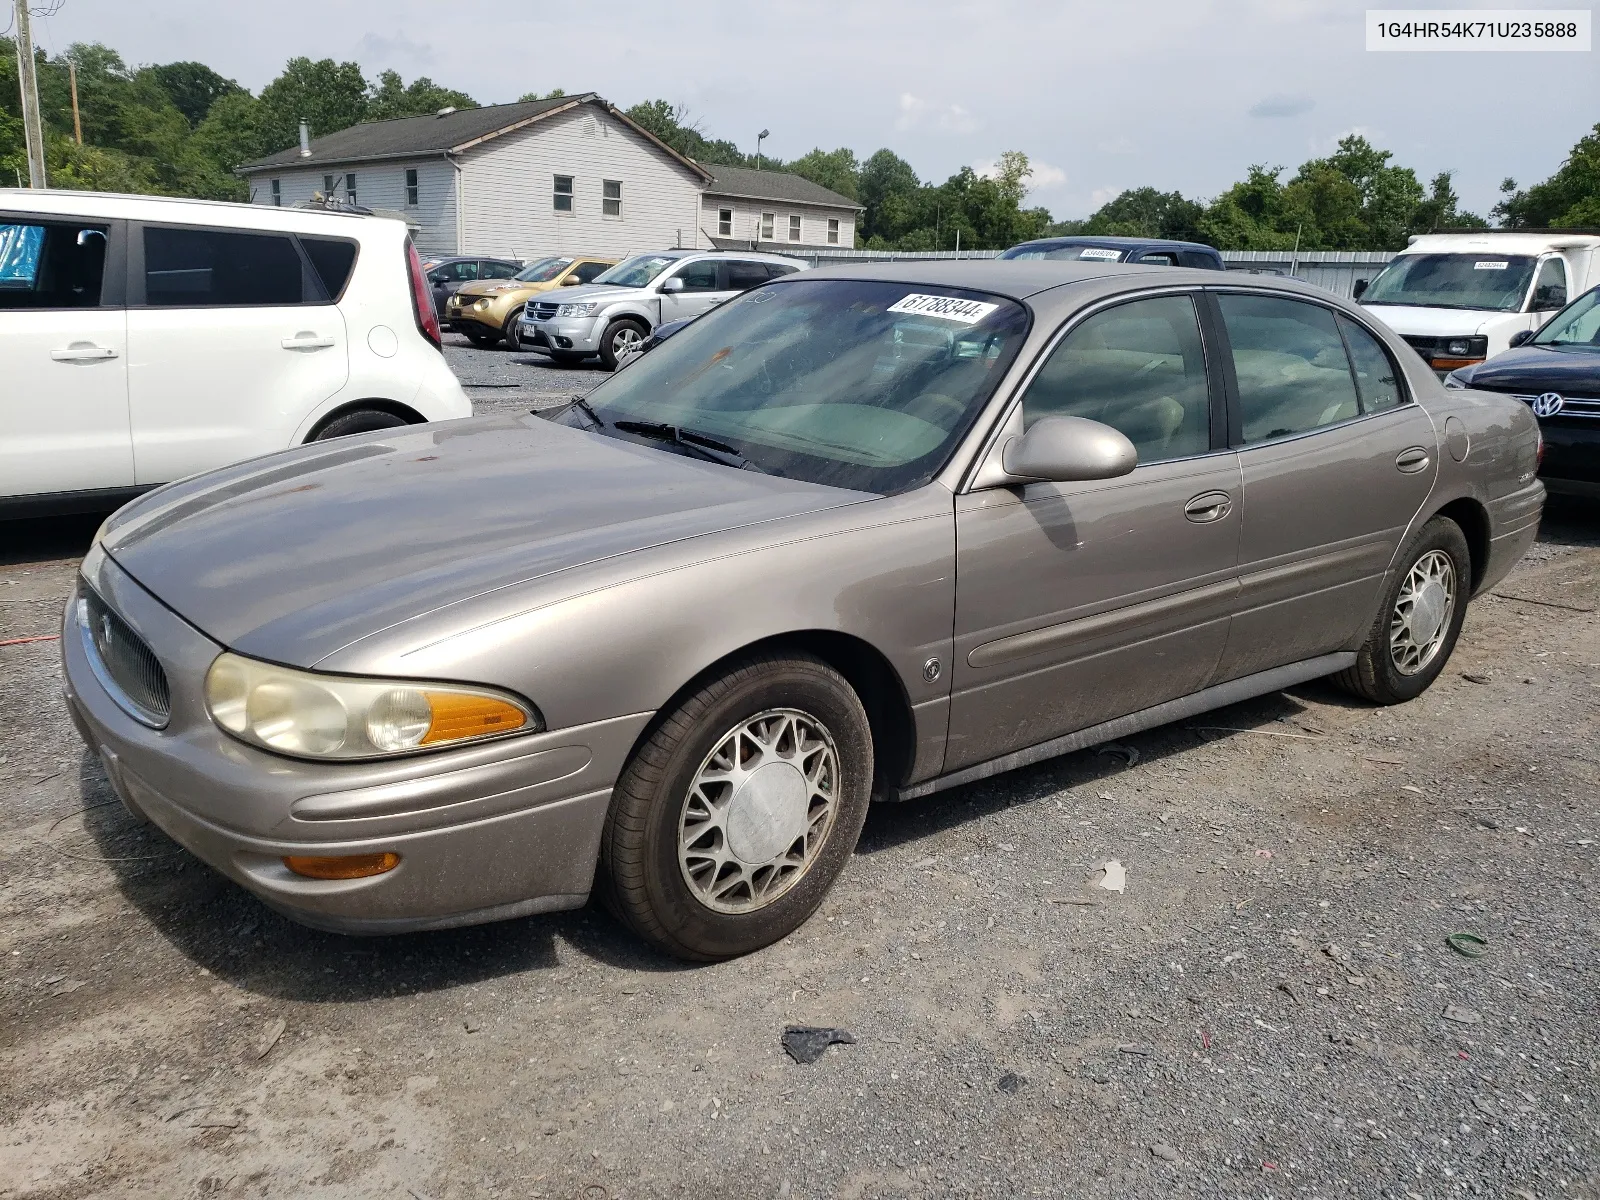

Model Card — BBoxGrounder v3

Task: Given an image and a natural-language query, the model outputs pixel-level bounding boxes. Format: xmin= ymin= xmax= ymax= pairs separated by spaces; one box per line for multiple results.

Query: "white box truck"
xmin=1356 ymin=231 xmax=1600 ymax=373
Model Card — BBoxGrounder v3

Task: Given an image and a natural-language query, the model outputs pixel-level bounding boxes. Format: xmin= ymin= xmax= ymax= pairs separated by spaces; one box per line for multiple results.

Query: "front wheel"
xmin=463 ymin=328 xmax=500 ymax=348
xmin=598 ymin=318 xmax=648 ymax=371
xmin=1335 ymin=515 xmax=1471 ymax=704
xmin=502 ymin=309 xmax=526 ymax=352
xmin=600 ymin=653 xmax=873 ymax=961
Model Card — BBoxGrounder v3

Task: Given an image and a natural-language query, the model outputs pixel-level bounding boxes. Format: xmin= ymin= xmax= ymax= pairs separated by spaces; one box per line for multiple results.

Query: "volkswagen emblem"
xmin=1531 ymin=392 xmax=1564 ymax=418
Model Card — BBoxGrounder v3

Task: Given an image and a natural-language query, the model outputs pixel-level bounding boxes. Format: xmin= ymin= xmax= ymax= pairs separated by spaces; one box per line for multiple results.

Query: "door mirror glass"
xmin=1001 ymin=415 xmax=1137 ymax=483
xmin=1509 ymin=329 xmax=1534 ymax=348
xmin=1352 ymin=278 xmax=1369 ymax=299
xmin=659 ymin=276 xmax=685 ymax=293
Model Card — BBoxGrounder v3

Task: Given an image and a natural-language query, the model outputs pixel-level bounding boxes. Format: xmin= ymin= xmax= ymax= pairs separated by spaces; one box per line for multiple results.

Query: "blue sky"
xmin=27 ymin=0 xmax=1599 ymax=219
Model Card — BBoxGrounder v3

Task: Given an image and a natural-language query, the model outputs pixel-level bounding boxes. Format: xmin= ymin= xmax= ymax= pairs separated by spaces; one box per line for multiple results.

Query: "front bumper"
xmin=1537 ymin=420 xmax=1600 ymax=494
xmin=62 ymin=548 xmax=650 ymax=934
xmin=523 ymin=315 xmax=601 ymax=355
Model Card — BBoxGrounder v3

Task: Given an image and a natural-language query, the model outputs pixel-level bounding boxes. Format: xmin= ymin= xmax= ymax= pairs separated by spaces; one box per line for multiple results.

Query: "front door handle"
xmin=281 ymin=334 xmax=336 ymax=350
xmin=1184 ymin=491 xmax=1233 ymax=523
xmin=1395 ymin=446 xmax=1431 ymax=473
xmin=51 ymin=344 xmax=118 ymax=362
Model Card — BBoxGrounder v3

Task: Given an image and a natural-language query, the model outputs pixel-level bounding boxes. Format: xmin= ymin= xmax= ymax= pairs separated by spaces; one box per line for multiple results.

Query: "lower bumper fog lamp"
xmin=283 ymin=852 xmax=401 ymax=880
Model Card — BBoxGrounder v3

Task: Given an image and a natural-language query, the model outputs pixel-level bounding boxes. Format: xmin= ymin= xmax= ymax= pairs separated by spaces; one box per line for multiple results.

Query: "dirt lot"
xmin=2 ymin=346 xmax=1596 ymax=1198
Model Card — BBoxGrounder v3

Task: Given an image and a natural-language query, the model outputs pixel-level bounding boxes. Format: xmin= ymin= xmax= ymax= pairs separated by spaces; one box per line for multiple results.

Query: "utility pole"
xmin=13 ymin=0 xmax=48 ymax=186
xmin=68 ymin=59 xmax=82 ymax=144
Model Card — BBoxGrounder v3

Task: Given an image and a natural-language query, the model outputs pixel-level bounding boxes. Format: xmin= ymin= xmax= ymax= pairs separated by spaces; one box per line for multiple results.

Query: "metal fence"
xmin=782 ymin=247 xmax=1398 ymax=298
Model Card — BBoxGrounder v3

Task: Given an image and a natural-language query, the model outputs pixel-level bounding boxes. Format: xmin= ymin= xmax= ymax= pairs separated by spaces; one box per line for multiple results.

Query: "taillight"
xmin=405 ymin=238 xmax=442 ymax=351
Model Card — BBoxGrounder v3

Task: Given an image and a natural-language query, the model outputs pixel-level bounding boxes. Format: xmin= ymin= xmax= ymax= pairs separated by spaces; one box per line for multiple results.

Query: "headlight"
xmin=473 ymin=298 xmax=490 ymax=310
xmin=1446 ymin=338 xmax=1470 ymax=357
xmin=204 ymin=652 xmax=540 ymax=760
xmin=558 ymin=302 xmax=600 ymax=317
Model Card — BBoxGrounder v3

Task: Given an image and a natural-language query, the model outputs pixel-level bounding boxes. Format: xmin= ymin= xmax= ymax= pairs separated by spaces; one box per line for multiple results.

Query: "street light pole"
xmin=13 ymin=0 xmax=48 ymax=187
xmin=756 ymin=128 xmax=769 ymax=171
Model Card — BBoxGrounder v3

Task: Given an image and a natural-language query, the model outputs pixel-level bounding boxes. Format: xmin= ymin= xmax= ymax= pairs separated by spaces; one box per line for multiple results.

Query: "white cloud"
xmin=896 ymin=92 xmax=980 ymax=134
xmin=1089 ymin=186 xmax=1123 ymax=208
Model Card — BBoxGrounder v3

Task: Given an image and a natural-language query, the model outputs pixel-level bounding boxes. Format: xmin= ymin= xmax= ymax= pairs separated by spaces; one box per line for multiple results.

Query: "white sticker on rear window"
xmin=1474 ymin=260 xmax=1509 ymax=270
xmin=886 ymin=293 xmax=1000 ymax=324
xmin=1077 ymin=247 xmax=1122 ymax=261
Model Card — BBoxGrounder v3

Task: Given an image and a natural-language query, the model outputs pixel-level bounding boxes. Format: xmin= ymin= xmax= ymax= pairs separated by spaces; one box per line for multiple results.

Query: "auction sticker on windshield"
xmin=886 ymin=294 xmax=1001 ymax=324
xmin=1475 ymin=261 xmax=1510 ymax=270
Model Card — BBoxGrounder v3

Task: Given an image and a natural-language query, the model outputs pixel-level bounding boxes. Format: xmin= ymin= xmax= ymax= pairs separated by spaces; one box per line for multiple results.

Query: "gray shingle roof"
xmin=703 ymin=165 xmax=861 ymax=211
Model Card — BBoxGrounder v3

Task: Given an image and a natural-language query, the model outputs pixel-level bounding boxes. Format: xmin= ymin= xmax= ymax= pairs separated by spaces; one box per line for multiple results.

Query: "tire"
xmin=463 ymin=328 xmax=499 ymax=348
xmin=598 ymin=318 xmax=648 ymax=372
xmin=600 ymin=652 xmax=873 ymax=961
xmin=547 ymin=351 xmax=587 ymax=367
xmin=502 ymin=309 xmax=525 ymax=352
xmin=1335 ymin=515 xmax=1471 ymax=704
xmin=310 ymin=408 xmax=411 ymax=441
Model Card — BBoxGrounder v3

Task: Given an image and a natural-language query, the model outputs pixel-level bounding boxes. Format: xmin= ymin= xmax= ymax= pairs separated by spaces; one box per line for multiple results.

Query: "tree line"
xmin=3 ymin=41 xmax=1596 ymax=250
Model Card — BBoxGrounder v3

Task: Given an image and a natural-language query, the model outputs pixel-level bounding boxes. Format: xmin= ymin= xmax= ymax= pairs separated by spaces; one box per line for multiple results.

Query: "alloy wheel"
xmin=612 ymin=325 xmax=644 ymax=361
xmin=1389 ymin=549 xmax=1456 ymax=675
xmin=677 ymin=709 xmax=839 ymax=914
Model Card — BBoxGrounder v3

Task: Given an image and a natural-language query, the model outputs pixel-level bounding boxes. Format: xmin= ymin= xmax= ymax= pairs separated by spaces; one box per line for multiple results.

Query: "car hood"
xmin=532 ymin=282 xmax=651 ymax=308
xmin=1453 ymin=343 xmax=1600 ymax=394
xmin=452 ymin=279 xmax=548 ymax=299
xmin=1358 ymin=304 xmax=1520 ymax=338
xmin=102 ymin=415 xmax=869 ymax=668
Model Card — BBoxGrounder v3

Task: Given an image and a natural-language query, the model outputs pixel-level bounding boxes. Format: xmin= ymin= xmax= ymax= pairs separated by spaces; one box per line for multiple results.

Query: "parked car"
xmin=1357 ymin=231 xmax=1600 ymax=373
xmin=445 ymin=255 xmax=615 ymax=350
xmin=422 ymin=255 xmax=521 ymax=318
xmin=1000 ymin=236 xmax=1224 ymax=270
xmin=0 ymin=189 xmax=470 ymax=519
xmin=65 ymin=262 xmax=1542 ymax=959
xmin=1445 ymin=283 xmax=1600 ymax=496
xmin=520 ymin=249 xmax=805 ymax=370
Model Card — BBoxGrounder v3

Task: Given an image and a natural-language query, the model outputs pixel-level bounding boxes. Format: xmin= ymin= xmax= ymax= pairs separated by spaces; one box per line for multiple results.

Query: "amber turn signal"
xmin=283 ymin=852 xmax=401 ymax=880
xmin=420 ymin=691 xmax=527 ymax=745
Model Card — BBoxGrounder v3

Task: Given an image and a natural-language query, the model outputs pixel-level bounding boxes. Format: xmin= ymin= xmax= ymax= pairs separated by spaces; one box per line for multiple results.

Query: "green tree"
xmin=255 ymin=57 xmax=368 ymax=156
xmin=1494 ymin=122 xmax=1600 ymax=227
xmin=1080 ymin=187 xmax=1205 ymax=240
xmin=787 ymin=146 xmax=859 ymax=200
xmin=147 ymin=62 xmax=243 ymax=127
xmin=858 ymin=149 xmax=921 ymax=243
xmin=367 ymin=70 xmax=476 ymax=121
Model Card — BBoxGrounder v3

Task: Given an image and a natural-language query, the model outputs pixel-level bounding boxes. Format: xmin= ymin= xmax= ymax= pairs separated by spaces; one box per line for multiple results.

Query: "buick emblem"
xmin=1531 ymin=392 xmax=1564 ymax=418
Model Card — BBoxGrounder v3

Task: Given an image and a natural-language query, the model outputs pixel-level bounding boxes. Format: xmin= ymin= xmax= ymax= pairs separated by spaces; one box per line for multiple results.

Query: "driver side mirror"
xmin=660 ymin=276 xmax=685 ymax=293
xmin=562 ymin=275 xmax=580 ymax=286
xmin=1509 ymin=329 xmax=1534 ymax=348
xmin=1352 ymin=278 xmax=1369 ymax=300
xmin=1000 ymin=416 xmax=1138 ymax=483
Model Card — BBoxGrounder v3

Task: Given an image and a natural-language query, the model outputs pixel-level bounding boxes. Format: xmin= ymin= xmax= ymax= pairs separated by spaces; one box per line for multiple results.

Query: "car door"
xmin=431 ymin=260 xmax=474 ymax=314
xmin=1528 ymin=256 xmax=1569 ymax=330
xmin=125 ymin=223 xmax=348 ymax=486
xmin=658 ymin=258 xmax=724 ymax=323
xmin=724 ymin=258 xmax=774 ymax=298
xmin=0 ymin=213 xmax=133 ymax=499
xmin=1209 ymin=290 xmax=1438 ymax=681
xmin=947 ymin=291 xmax=1241 ymax=770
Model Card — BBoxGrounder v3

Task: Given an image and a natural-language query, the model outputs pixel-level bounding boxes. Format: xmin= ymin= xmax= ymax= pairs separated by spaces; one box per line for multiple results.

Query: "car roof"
xmin=1008 ymin=235 xmax=1218 ymax=254
xmin=0 ymin=188 xmax=405 ymax=238
xmin=1402 ymin=232 xmax=1600 ymax=256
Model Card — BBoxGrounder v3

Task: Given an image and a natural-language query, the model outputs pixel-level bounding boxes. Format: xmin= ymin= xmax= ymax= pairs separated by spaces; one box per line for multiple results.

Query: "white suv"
xmin=0 ymin=190 xmax=470 ymax=517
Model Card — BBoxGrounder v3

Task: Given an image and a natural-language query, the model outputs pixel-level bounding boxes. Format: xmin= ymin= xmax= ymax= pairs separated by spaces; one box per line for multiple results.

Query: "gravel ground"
xmin=442 ymin=331 xmax=604 ymax=417
xmin=0 ymin=374 xmax=1595 ymax=1198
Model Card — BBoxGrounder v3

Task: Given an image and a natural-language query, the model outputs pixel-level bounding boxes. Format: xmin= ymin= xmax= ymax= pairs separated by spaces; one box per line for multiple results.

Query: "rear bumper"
xmin=61 ymin=550 xmax=650 ymax=934
xmin=1479 ymin=478 xmax=1546 ymax=595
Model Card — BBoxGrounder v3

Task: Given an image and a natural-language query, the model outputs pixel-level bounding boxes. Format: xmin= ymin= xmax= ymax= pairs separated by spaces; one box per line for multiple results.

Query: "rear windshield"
xmin=1361 ymin=253 xmax=1535 ymax=312
xmin=557 ymin=279 xmax=1030 ymax=494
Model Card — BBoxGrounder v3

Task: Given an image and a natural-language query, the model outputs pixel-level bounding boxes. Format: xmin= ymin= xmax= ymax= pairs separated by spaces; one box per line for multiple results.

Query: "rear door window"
xmin=673 ymin=260 xmax=721 ymax=292
xmin=0 ymin=219 xmax=110 ymax=308
xmin=1021 ymin=294 xmax=1213 ymax=464
xmin=1218 ymin=294 xmax=1360 ymax=442
xmin=480 ymin=260 xmax=519 ymax=280
xmin=143 ymin=226 xmax=303 ymax=307
xmin=1136 ymin=252 xmax=1178 ymax=266
xmin=299 ymin=236 xmax=357 ymax=301
xmin=725 ymin=260 xmax=770 ymax=290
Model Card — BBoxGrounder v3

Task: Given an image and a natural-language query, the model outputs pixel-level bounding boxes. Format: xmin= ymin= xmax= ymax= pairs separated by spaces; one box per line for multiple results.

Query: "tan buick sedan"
xmin=64 ymin=262 xmax=1543 ymax=960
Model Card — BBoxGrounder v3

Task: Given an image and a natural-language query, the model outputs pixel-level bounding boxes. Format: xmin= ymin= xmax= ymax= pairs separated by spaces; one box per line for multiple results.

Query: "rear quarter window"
xmin=299 ymin=236 xmax=359 ymax=301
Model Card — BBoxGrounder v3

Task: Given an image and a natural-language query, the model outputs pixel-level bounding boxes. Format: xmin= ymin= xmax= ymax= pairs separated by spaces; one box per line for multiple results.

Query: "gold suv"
xmin=446 ymin=255 xmax=616 ymax=350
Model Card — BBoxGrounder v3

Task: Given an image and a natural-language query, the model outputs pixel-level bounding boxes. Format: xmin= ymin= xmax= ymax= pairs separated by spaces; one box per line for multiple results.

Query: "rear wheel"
xmin=599 ymin=318 xmax=648 ymax=372
xmin=600 ymin=653 xmax=873 ymax=961
xmin=310 ymin=408 xmax=410 ymax=441
xmin=1335 ymin=516 xmax=1471 ymax=704
xmin=502 ymin=309 xmax=526 ymax=352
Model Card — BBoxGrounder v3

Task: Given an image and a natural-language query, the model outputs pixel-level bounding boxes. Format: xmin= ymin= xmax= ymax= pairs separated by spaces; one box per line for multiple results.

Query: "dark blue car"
xmin=999 ymin=235 xmax=1224 ymax=270
xmin=1445 ymin=285 xmax=1600 ymax=497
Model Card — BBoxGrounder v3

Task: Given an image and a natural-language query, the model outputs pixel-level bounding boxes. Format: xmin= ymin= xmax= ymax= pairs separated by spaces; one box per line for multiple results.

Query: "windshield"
xmin=513 ymin=257 xmax=572 ymax=283
xmin=1532 ymin=286 xmax=1600 ymax=346
xmin=592 ymin=254 xmax=678 ymax=288
xmin=1001 ymin=243 xmax=1127 ymax=262
xmin=552 ymin=279 xmax=1030 ymax=493
xmin=1361 ymin=253 xmax=1535 ymax=311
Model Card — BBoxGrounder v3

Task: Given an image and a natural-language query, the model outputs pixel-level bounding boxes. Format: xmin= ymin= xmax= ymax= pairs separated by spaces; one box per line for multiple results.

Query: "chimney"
xmin=298 ymin=120 xmax=311 ymax=158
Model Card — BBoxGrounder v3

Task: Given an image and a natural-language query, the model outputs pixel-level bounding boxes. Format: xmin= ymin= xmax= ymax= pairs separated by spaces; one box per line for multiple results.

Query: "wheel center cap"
xmin=725 ymin=761 xmax=810 ymax=864
xmin=1411 ymin=580 xmax=1448 ymax=646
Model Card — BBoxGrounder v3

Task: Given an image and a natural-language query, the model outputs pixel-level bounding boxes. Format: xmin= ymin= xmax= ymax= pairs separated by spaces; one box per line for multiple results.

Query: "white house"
xmin=237 ymin=94 xmax=860 ymax=259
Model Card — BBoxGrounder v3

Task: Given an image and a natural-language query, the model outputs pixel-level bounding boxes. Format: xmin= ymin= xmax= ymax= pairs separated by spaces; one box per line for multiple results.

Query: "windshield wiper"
xmin=611 ymin=419 xmax=754 ymax=470
xmin=566 ymin=394 xmax=605 ymax=428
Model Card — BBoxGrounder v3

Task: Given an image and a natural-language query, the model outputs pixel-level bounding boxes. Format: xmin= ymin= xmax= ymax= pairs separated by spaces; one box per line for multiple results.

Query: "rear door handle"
xmin=51 ymin=345 xmax=118 ymax=362
xmin=1395 ymin=446 xmax=1431 ymax=473
xmin=1184 ymin=491 xmax=1233 ymax=523
xmin=281 ymin=335 xmax=336 ymax=350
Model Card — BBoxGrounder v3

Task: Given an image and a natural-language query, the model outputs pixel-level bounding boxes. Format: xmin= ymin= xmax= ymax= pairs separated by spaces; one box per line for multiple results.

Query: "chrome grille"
xmin=78 ymin=584 xmax=170 ymax=727
xmin=1511 ymin=393 xmax=1600 ymax=419
xmin=531 ymin=301 xmax=559 ymax=320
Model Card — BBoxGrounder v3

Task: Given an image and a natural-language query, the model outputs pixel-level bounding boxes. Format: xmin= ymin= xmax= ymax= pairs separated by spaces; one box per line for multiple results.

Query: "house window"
xmin=554 ymin=175 xmax=573 ymax=213
xmin=345 ymin=173 xmax=357 ymax=204
xmin=760 ymin=212 xmax=774 ymax=241
xmin=269 ymin=179 xmax=281 ymax=206
xmin=788 ymin=214 xmax=802 ymax=242
xmin=602 ymin=179 xmax=622 ymax=217
xmin=405 ymin=168 xmax=419 ymax=207
xmin=718 ymin=208 xmax=733 ymax=237
xmin=323 ymin=174 xmax=335 ymax=195
xmin=827 ymin=218 xmax=840 ymax=245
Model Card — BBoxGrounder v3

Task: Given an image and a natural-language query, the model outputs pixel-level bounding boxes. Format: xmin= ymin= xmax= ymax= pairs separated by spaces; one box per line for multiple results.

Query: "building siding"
xmin=249 ymin=158 xmax=459 ymax=256
xmin=457 ymin=104 xmax=705 ymax=260
xmin=702 ymin=194 xmax=856 ymax=250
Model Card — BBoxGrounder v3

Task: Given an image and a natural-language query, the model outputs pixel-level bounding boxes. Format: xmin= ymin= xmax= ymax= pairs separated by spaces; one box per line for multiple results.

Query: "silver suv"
xmin=520 ymin=249 xmax=806 ymax=370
